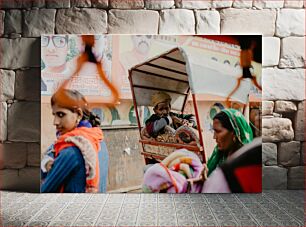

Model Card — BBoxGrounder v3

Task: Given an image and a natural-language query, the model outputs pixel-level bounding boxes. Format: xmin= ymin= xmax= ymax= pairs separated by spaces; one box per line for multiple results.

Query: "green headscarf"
xmin=206 ymin=108 xmax=253 ymax=176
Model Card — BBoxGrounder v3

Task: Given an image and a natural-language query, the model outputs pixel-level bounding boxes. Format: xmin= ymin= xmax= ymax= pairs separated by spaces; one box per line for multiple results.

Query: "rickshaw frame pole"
xmin=192 ymin=93 xmax=206 ymax=163
xmin=129 ymin=69 xmax=150 ymax=163
xmin=181 ymin=88 xmax=190 ymax=114
xmin=128 ymin=70 xmax=142 ymax=134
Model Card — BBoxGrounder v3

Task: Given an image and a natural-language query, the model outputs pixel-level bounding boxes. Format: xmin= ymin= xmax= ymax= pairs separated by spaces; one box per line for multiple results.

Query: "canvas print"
xmin=40 ymin=35 xmax=262 ymax=193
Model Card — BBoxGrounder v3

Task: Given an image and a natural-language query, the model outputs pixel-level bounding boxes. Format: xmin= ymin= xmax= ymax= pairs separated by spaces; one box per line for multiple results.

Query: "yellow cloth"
xmin=151 ymin=91 xmax=171 ymax=107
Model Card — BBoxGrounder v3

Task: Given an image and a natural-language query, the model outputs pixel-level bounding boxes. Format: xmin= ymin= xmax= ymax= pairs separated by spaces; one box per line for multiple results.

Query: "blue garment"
xmin=41 ymin=146 xmax=86 ymax=193
xmin=41 ymin=144 xmax=55 ymax=180
xmin=98 ymin=141 xmax=109 ymax=193
xmin=78 ymin=120 xmax=92 ymax=128
xmin=41 ymin=120 xmax=93 ymax=186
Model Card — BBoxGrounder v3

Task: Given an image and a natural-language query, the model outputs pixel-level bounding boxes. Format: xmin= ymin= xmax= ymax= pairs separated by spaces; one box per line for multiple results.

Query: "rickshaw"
xmin=128 ymin=38 xmax=260 ymax=165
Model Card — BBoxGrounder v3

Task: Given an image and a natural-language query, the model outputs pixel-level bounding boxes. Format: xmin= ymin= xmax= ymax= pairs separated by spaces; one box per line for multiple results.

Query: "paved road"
xmin=1 ymin=190 xmax=304 ymax=226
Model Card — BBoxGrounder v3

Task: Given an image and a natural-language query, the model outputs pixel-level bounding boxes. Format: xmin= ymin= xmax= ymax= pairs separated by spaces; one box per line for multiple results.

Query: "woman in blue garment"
xmin=41 ymin=89 xmax=109 ymax=193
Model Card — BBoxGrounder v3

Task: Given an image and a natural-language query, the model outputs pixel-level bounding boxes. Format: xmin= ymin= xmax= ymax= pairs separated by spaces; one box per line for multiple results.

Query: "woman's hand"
xmin=187 ymin=164 xmax=208 ymax=185
xmin=46 ymin=160 xmax=54 ymax=172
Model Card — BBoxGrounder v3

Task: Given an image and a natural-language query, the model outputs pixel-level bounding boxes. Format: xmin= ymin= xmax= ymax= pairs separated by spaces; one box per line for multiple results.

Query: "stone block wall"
xmin=0 ymin=0 xmax=305 ymax=192
xmin=262 ymin=100 xmax=305 ymax=189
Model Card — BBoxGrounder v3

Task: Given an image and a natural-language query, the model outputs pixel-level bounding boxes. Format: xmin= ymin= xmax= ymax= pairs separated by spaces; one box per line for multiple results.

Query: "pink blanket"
xmin=142 ymin=149 xmax=204 ymax=193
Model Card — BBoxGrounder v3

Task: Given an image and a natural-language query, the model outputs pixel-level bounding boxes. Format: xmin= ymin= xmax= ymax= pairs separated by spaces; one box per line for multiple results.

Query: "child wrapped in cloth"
xmin=142 ymin=91 xmax=199 ymax=145
xmin=143 ymin=149 xmax=205 ymax=193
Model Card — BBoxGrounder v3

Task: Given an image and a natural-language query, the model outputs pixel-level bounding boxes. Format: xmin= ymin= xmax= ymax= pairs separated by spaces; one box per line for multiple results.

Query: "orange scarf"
xmin=54 ymin=127 xmax=103 ymax=192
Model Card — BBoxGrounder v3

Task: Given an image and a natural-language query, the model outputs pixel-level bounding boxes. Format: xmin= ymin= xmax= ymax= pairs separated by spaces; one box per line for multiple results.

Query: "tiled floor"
xmin=1 ymin=190 xmax=304 ymax=226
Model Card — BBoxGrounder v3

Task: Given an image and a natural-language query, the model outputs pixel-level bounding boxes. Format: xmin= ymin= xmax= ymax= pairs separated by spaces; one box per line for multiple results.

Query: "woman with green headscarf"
xmin=206 ymin=108 xmax=253 ymax=176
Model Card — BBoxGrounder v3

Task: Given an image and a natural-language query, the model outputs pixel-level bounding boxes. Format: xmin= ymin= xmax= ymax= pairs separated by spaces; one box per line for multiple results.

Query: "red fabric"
xmin=146 ymin=122 xmax=154 ymax=136
xmin=234 ymin=165 xmax=262 ymax=193
xmin=160 ymin=162 xmax=179 ymax=193
xmin=54 ymin=127 xmax=103 ymax=192
xmin=172 ymin=163 xmax=181 ymax=172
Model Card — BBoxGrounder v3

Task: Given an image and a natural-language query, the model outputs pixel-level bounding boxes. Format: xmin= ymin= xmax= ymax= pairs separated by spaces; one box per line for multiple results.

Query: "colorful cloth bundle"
xmin=175 ymin=125 xmax=200 ymax=146
xmin=142 ymin=149 xmax=204 ymax=193
xmin=141 ymin=125 xmax=200 ymax=146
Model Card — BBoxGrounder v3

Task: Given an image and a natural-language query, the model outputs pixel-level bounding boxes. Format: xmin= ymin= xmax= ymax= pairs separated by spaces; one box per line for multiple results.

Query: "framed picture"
xmin=41 ymin=35 xmax=262 ymax=193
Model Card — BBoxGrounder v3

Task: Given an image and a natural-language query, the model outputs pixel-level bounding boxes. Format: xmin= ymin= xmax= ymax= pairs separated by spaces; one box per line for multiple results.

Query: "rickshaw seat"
xmin=140 ymin=126 xmax=202 ymax=162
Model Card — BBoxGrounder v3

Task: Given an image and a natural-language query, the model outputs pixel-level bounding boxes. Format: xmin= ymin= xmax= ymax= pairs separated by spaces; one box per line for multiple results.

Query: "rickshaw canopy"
xmin=129 ymin=46 xmax=252 ymax=111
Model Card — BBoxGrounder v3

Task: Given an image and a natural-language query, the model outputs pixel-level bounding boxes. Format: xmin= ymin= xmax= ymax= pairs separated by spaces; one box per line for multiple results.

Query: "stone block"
xmin=262 ymin=117 xmax=294 ymax=142
xmin=294 ymin=101 xmax=305 ymax=141
xmin=262 ymin=101 xmax=274 ymax=115
xmin=276 ymin=9 xmax=305 ymax=37
xmin=0 ymin=0 xmax=31 ymax=9
xmin=195 ymin=10 xmax=220 ymax=34
xmin=284 ymin=0 xmax=304 ymax=8
xmin=0 ymin=169 xmax=18 ymax=189
xmin=27 ymin=143 xmax=40 ymax=167
xmin=145 ymin=0 xmax=175 ymax=9
xmin=232 ymin=0 xmax=253 ymax=8
xmin=110 ymin=0 xmax=144 ymax=9
xmin=275 ymin=101 xmax=297 ymax=113
xmin=262 ymin=37 xmax=280 ymax=66
xmin=0 ymin=38 xmax=40 ymax=69
xmin=253 ymin=0 xmax=284 ymax=8
xmin=32 ymin=0 xmax=46 ymax=8
xmin=278 ymin=141 xmax=301 ymax=167
xmin=288 ymin=166 xmax=304 ymax=189
xmin=212 ymin=0 xmax=233 ymax=8
xmin=301 ymin=142 xmax=305 ymax=165
xmin=46 ymin=0 xmax=70 ymax=8
xmin=175 ymin=0 xmax=212 ymax=9
xmin=108 ymin=10 xmax=159 ymax=34
xmin=20 ymin=167 xmax=40 ymax=192
xmin=0 ymin=143 xmax=27 ymax=169
xmin=279 ymin=36 xmax=305 ymax=68
xmin=0 ymin=69 xmax=15 ymax=102
xmin=159 ymin=9 xmax=195 ymax=34
xmin=262 ymin=68 xmax=305 ymax=101
xmin=262 ymin=166 xmax=287 ymax=189
xmin=23 ymin=9 xmax=56 ymax=37
xmin=0 ymin=102 xmax=7 ymax=142
xmin=220 ymin=9 xmax=276 ymax=36
xmin=8 ymin=102 xmax=40 ymax=142
xmin=0 ymin=168 xmax=40 ymax=192
xmin=56 ymin=8 xmax=107 ymax=34
xmin=262 ymin=142 xmax=277 ymax=166
xmin=71 ymin=0 xmax=91 ymax=7
xmin=91 ymin=0 xmax=108 ymax=8
xmin=15 ymin=68 xmax=40 ymax=101
xmin=0 ymin=10 xmax=4 ymax=35
xmin=4 ymin=10 xmax=22 ymax=35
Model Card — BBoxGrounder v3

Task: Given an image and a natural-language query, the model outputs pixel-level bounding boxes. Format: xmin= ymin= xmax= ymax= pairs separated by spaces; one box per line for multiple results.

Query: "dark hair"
xmin=213 ymin=111 xmax=233 ymax=132
xmin=51 ymin=89 xmax=100 ymax=127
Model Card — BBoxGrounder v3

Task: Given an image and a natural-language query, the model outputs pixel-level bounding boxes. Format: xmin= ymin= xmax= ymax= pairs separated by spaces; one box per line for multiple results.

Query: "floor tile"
xmin=0 ymin=190 xmax=304 ymax=226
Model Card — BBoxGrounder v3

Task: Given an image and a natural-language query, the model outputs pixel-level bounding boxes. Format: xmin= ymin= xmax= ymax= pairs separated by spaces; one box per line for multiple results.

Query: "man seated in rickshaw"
xmin=142 ymin=91 xmax=199 ymax=145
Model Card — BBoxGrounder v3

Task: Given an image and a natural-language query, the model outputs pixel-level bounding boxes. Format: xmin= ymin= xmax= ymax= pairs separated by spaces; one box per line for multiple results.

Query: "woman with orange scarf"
xmin=41 ymin=89 xmax=103 ymax=193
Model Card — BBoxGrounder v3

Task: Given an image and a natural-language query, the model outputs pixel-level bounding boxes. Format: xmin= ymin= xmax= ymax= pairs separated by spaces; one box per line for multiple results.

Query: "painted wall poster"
xmin=41 ymin=35 xmax=113 ymax=98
